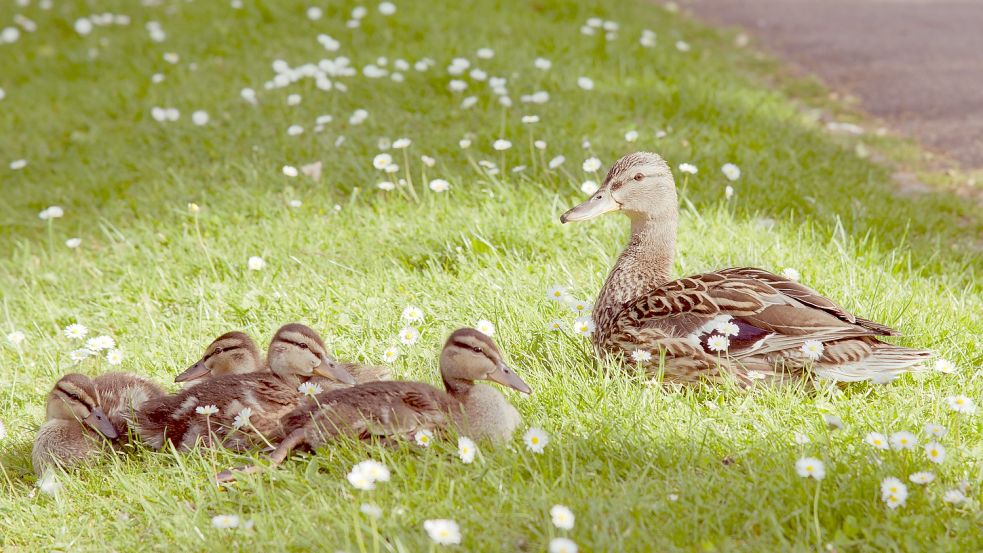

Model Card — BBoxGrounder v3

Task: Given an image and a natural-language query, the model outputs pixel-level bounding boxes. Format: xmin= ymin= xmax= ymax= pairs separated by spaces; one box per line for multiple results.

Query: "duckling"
xmin=217 ymin=328 xmax=530 ymax=481
xmin=32 ymin=373 xmax=119 ymax=476
xmin=559 ymin=151 xmax=933 ymax=385
xmin=174 ymin=330 xmax=389 ymax=390
xmin=93 ymin=372 xmax=165 ymax=444
xmin=137 ymin=323 xmax=355 ymax=452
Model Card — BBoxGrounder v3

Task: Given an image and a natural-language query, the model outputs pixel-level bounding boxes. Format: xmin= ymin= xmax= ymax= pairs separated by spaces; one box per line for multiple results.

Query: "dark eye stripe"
xmin=280 ymin=338 xmax=313 ymax=350
xmin=452 ymin=340 xmax=497 ymax=363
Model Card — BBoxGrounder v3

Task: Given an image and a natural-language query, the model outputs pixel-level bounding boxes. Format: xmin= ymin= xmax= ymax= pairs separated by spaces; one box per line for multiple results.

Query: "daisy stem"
xmin=812 ymin=479 xmax=822 ymax=549
xmin=46 ymin=219 xmax=53 ymax=256
xmin=402 ymin=149 xmax=418 ymax=203
xmin=353 ymin=504 xmax=368 ymax=553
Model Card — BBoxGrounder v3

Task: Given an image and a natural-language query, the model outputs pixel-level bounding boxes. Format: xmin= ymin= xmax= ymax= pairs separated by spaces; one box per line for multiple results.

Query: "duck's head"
xmin=560 ymin=152 xmax=676 ymax=224
xmin=440 ymin=328 xmax=531 ymax=395
xmin=266 ymin=323 xmax=356 ymax=385
xmin=176 ymin=331 xmax=264 ymax=384
xmin=45 ymin=373 xmax=118 ymax=439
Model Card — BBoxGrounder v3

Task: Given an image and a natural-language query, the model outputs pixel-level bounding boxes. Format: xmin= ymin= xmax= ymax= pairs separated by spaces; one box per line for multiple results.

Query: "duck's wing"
xmin=611 ymin=267 xmax=896 ymax=359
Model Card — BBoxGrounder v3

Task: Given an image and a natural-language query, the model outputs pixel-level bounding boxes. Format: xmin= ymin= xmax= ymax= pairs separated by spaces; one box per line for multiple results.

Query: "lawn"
xmin=1 ymin=0 xmax=981 ymax=551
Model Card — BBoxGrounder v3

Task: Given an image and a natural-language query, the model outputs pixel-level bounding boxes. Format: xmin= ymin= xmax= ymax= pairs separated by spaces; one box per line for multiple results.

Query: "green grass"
xmin=1 ymin=0 xmax=981 ymax=551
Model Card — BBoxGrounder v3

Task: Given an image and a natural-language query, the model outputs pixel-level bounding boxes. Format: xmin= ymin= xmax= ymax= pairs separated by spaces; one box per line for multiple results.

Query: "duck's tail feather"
xmin=813 ymin=343 xmax=933 ymax=382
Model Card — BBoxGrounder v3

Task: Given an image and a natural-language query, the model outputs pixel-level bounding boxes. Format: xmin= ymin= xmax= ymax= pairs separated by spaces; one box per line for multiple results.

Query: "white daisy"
xmin=399 ymin=326 xmax=420 ymax=345
xmin=360 ymin=503 xmax=382 ymax=519
xmin=549 ymin=538 xmax=578 ymax=553
xmin=881 ymin=477 xmax=907 ymax=509
xmin=924 ymin=423 xmax=947 ymax=439
xmin=794 ymin=457 xmax=825 ymax=480
xmin=354 ymin=460 xmax=390 ymax=482
xmin=942 ymin=489 xmax=967 ymax=505
xmin=677 ymin=163 xmax=698 ymax=175
xmin=65 ymin=238 xmax=81 ymax=249
xmin=675 ymin=40 xmax=691 ymax=52
xmin=781 ymin=268 xmax=800 ymax=281
xmin=946 ymin=395 xmax=976 ymax=414
xmin=372 ymin=153 xmax=393 ymax=170
xmin=423 ymin=519 xmax=461 ymax=545
xmin=38 ymin=206 xmax=64 ymax=219
xmin=864 ymin=432 xmax=889 ymax=450
xmin=232 ymin=408 xmax=252 ymax=429
xmin=448 ymin=79 xmax=467 ymax=92
xmin=924 ymin=441 xmax=946 ymax=464
xmin=546 ymin=285 xmax=567 ymax=301
xmin=798 ymin=341 xmax=824 ymax=360
xmin=572 ymin=317 xmax=594 ymax=336
xmin=382 ymin=347 xmax=399 ymax=363
xmin=721 ymin=163 xmax=741 ymax=181
xmin=889 ymin=431 xmax=917 ymax=450
xmin=576 ymin=77 xmax=594 ymax=90
xmin=933 ymin=359 xmax=957 ymax=374
xmin=550 ymin=504 xmax=575 ymax=530
xmin=581 ymin=180 xmax=599 ymax=195
xmin=493 ymin=139 xmax=512 ymax=151
xmin=194 ymin=405 xmax=219 ymax=416
xmin=567 ymin=298 xmax=592 ymax=314
xmin=247 ymin=256 xmax=265 ymax=271
xmin=725 ymin=186 xmax=735 ymax=200
xmin=282 ymin=165 xmax=299 ymax=177
xmin=794 ymin=432 xmax=811 ymax=445
xmin=414 ymin=429 xmax=433 ymax=447
xmin=298 ymin=382 xmax=323 ymax=397
xmin=547 ymin=319 xmax=563 ymax=332
xmin=548 ymin=155 xmax=565 ymax=169
xmin=6 ymin=331 xmax=25 ymax=347
xmin=421 ymin=155 xmax=436 ymax=167
xmin=38 ymin=471 xmax=61 ymax=496
xmin=523 ymin=427 xmax=549 ymax=453
xmin=822 ymin=414 xmax=844 ymax=430
xmin=69 ymin=349 xmax=93 ymax=363
xmin=429 ymin=179 xmax=450 ymax=192
xmin=106 ymin=348 xmax=123 ymax=366
xmin=909 ymin=472 xmax=935 ymax=485
xmin=0 ymin=420 xmax=6 ymax=440
xmin=392 ymin=137 xmax=411 ymax=149
xmin=347 ymin=467 xmax=375 ymax=490
xmin=476 ymin=47 xmax=494 ymax=59
xmin=714 ymin=321 xmax=740 ymax=337
xmin=475 ymin=319 xmax=495 ymax=336
xmin=521 ymin=115 xmax=539 ymax=124
xmin=582 ymin=157 xmax=601 ymax=172
xmin=458 ymin=436 xmax=477 ymax=463
xmin=706 ymin=335 xmax=730 ymax=353
xmin=624 ymin=130 xmax=639 ymax=142
xmin=377 ymin=181 xmax=396 ymax=191
xmin=534 ymin=140 xmax=547 ymax=150
xmin=631 ymin=350 xmax=652 ymax=363
xmin=402 ymin=306 xmax=424 ymax=322
xmin=378 ymin=2 xmax=396 ymax=16
xmin=534 ymin=57 xmax=552 ymax=70
xmin=191 ymin=110 xmax=209 ymax=126
xmin=85 ymin=335 xmax=115 ymax=352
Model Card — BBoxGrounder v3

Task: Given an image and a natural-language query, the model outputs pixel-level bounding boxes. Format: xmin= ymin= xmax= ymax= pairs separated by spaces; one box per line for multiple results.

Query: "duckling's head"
xmin=176 ymin=331 xmax=263 ymax=384
xmin=560 ymin=151 xmax=676 ymax=224
xmin=267 ymin=323 xmax=356 ymax=385
xmin=45 ymin=373 xmax=118 ymax=439
xmin=440 ymin=328 xmax=531 ymax=395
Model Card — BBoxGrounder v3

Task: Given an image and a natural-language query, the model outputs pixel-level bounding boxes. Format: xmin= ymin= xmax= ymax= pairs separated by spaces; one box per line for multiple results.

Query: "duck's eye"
xmin=633 ymin=173 xmax=644 ymax=181
xmin=299 ymin=343 xmax=309 ymax=350
xmin=213 ymin=347 xmax=223 ymax=354
xmin=472 ymin=346 xmax=482 ymax=353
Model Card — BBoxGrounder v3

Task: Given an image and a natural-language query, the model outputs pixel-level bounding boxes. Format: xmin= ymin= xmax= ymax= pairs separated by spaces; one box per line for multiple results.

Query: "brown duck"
xmin=32 ymin=374 xmax=119 ymax=475
xmin=216 ymin=328 xmax=530 ymax=482
xmin=174 ymin=330 xmax=389 ymax=390
xmin=560 ymin=151 xmax=932 ymax=385
xmin=137 ymin=323 xmax=355 ymax=452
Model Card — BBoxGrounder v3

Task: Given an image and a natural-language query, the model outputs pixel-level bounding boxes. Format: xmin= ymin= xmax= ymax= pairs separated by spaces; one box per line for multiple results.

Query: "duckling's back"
xmin=94 ymin=373 xmax=165 ymax=441
xmin=31 ymin=420 xmax=104 ymax=476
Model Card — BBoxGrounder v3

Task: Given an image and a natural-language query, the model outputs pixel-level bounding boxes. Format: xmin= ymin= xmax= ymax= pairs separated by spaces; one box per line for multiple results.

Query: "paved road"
xmin=686 ymin=0 xmax=983 ymax=168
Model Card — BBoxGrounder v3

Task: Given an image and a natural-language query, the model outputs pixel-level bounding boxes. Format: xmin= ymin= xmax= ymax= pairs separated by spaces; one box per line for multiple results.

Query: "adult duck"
xmin=560 ymin=151 xmax=931 ymax=385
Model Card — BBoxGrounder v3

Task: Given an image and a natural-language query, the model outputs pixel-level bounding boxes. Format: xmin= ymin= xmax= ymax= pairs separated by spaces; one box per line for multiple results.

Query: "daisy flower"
xmin=247 ymin=256 xmax=265 ymax=271
xmin=706 ymin=335 xmax=730 ymax=353
xmin=382 ymin=347 xmax=399 ymax=363
xmin=714 ymin=321 xmax=740 ymax=337
xmin=414 ymin=429 xmax=433 ymax=447
xmin=534 ymin=57 xmax=552 ymax=70
xmin=889 ymin=431 xmax=917 ymax=450
xmin=372 ymin=153 xmax=393 ymax=170
xmin=360 ymin=503 xmax=382 ymax=519
xmin=493 ymin=139 xmax=512 ymax=151
xmin=38 ymin=206 xmax=64 ymax=220
xmin=946 ymin=395 xmax=976 ymax=414
xmin=822 ymin=414 xmax=844 ymax=430
xmin=458 ymin=436 xmax=477 ymax=463
xmin=191 ymin=110 xmax=209 ymax=126
xmin=624 ymin=130 xmax=639 ymax=142
xmin=38 ymin=471 xmax=61 ymax=496
xmin=794 ymin=432 xmax=811 ymax=445
xmin=675 ymin=40 xmax=691 ymax=52
xmin=196 ymin=405 xmax=219 ymax=416
xmin=572 ymin=317 xmax=594 ymax=336
xmin=547 ymin=319 xmax=564 ymax=332
xmin=232 ymin=408 xmax=252 ymax=429
xmin=347 ymin=467 xmax=375 ymax=490
xmin=546 ymin=285 xmax=567 ymax=301
xmin=282 ymin=165 xmax=299 ymax=177
xmin=677 ymin=163 xmax=698 ymax=175
xmin=355 ymin=460 xmax=390 ymax=482
xmin=864 ymin=432 xmax=889 ymax=450
xmin=549 ymin=538 xmax=578 ymax=553
xmin=631 ymin=350 xmax=652 ymax=363
xmin=306 ymin=6 xmax=323 ymax=20
xmin=86 ymin=335 xmax=115 ymax=352
xmin=567 ymin=298 xmax=592 ymax=314
xmin=399 ymin=326 xmax=420 ymax=345
xmin=448 ymin=80 xmax=467 ymax=92
xmin=924 ymin=423 xmax=947 ymax=439
xmin=0 ymin=421 xmax=6 ymax=441
xmin=6 ymin=331 xmax=25 ymax=347
xmin=475 ymin=320 xmax=495 ymax=336
xmin=106 ymin=348 xmax=123 ymax=366
xmin=402 ymin=305 xmax=424 ymax=322
xmin=725 ymin=186 xmax=735 ymax=200
xmin=69 ymin=349 xmax=93 ymax=363
xmin=576 ymin=77 xmax=594 ymax=90
xmin=477 ymin=47 xmax=494 ymax=59
xmin=908 ymin=472 xmax=935 ymax=485
xmin=65 ymin=238 xmax=81 ymax=249
xmin=534 ymin=140 xmax=547 ymax=150
xmin=421 ymin=155 xmax=436 ymax=167
xmin=521 ymin=115 xmax=539 ymax=124
xmin=423 ymin=519 xmax=461 ymax=545
xmin=429 ymin=179 xmax=450 ymax=192
xmin=721 ymin=163 xmax=741 ymax=181
xmin=881 ymin=477 xmax=908 ymax=501
xmin=581 ymin=180 xmax=599 ymax=195
xmin=550 ymin=504 xmax=575 ymax=529
xmin=548 ymin=155 xmax=565 ymax=169
xmin=933 ymin=359 xmax=957 ymax=374
xmin=212 ymin=514 xmax=240 ymax=529
xmin=298 ymin=382 xmax=322 ymax=397
xmin=942 ymin=489 xmax=967 ymax=505
xmin=392 ymin=137 xmax=411 ymax=149
xmin=924 ymin=441 xmax=946 ymax=464
xmin=794 ymin=457 xmax=825 ymax=480
xmin=377 ymin=181 xmax=395 ymax=191
xmin=523 ymin=427 xmax=549 ymax=453
xmin=378 ymin=2 xmax=396 ymax=16
xmin=781 ymin=268 xmax=800 ymax=281
xmin=582 ymin=157 xmax=601 ymax=172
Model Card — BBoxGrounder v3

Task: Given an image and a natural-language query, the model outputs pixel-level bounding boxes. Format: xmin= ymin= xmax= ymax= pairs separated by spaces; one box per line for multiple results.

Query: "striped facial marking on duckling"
xmin=441 ymin=328 xmax=531 ymax=394
xmin=268 ymin=324 xmax=356 ymax=384
xmin=48 ymin=374 xmax=118 ymax=439
xmin=176 ymin=331 xmax=262 ymax=383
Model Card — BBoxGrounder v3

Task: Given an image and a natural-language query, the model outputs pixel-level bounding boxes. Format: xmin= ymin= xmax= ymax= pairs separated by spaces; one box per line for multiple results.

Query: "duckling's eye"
xmin=633 ymin=172 xmax=644 ymax=181
xmin=299 ymin=343 xmax=309 ymax=350
xmin=472 ymin=346 xmax=482 ymax=354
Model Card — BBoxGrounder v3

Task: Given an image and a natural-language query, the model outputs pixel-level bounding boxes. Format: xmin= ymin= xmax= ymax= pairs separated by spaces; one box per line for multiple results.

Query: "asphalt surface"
xmin=686 ymin=0 xmax=983 ymax=168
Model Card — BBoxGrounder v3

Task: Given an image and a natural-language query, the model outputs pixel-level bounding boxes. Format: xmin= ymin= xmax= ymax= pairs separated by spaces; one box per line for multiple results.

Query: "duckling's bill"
xmin=486 ymin=362 xmax=532 ymax=394
xmin=314 ymin=356 xmax=357 ymax=385
xmin=85 ymin=407 xmax=119 ymax=439
xmin=560 ymin=187 xmax=620 ymax=223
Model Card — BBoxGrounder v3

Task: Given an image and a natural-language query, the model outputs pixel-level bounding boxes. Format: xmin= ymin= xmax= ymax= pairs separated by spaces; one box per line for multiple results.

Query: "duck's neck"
xmin=443 ymin=376 xmax=474 ymax=398
xmin=595 ymin=210 xmax=677 ymax=325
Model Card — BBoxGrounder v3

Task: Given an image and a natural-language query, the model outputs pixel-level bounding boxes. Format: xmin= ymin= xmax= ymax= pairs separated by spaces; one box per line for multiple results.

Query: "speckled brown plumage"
xmin=562 ymin=152 xmax=933 ymax=385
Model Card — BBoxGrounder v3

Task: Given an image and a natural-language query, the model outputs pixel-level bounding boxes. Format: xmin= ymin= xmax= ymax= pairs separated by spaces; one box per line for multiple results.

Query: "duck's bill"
xmin=487 ymin=362 xmax=532 ymax=394
xmin=84 ymin=408 xmax=119 ymax=439
xmin=560 ymin=189 xmax=620 ymax=223
xmin=175 ymin=361 xmax=210 ymax=383
xmin=314 ymin=357 xmax=356 ymax=385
